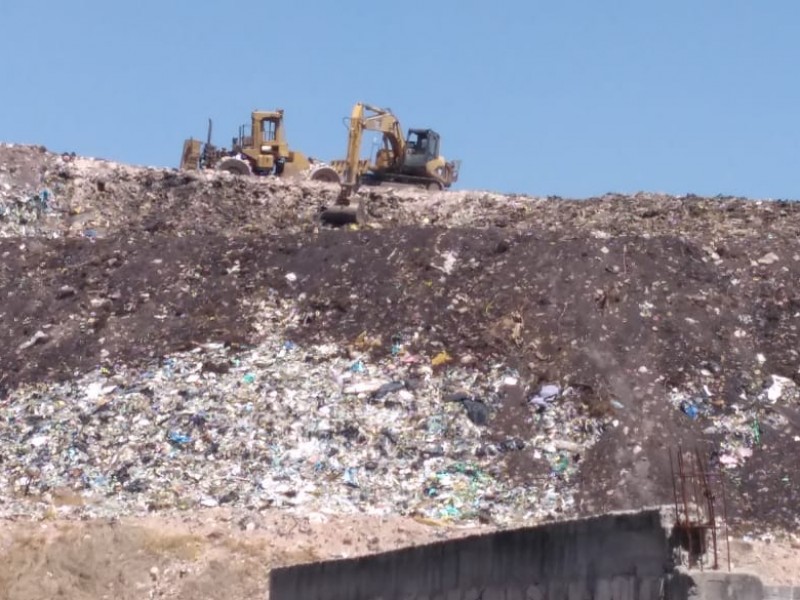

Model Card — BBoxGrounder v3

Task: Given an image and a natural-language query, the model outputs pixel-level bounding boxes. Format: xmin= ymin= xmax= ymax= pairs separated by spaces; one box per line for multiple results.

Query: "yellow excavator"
xmin=322 ymin=102 xmax=461 ymax=224
xmin=180 ymin=109 xmax=340 ymax=183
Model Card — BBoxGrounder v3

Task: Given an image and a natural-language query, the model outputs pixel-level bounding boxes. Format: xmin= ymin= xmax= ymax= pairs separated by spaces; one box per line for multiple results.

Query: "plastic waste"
xmin=168 ymin=432 xmax=191 ymax=445
xmin=680 ymin=401 xmax=699 ymax=420
xmin=431 ymin=351 xmax=452 ymax=367
xmin=343 ymin=467 xmax=359 ymax=488
xmin=529 ymin=383 xmax=561 ymax=406
xmin=372 ymin=381 xmax=405 ymax=399
xmin=461 ymin=399 xmax=490 ymax=426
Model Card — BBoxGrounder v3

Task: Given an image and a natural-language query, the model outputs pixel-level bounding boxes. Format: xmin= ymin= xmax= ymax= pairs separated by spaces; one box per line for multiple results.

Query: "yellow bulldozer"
xmin=322 ymin=102 xmax=461 ymax=224
xmin=179 ymin=109 xmax=340 ymax=183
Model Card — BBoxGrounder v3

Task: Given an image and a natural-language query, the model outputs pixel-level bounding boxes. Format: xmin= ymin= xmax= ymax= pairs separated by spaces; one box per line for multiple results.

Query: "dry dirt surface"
xmin=0 ymin=513 xmax=796 ymax=600
xmin=0 ymin=512 xmax=483 ymax=600
xmin=2 ymin=143 xmax=800 ymax=595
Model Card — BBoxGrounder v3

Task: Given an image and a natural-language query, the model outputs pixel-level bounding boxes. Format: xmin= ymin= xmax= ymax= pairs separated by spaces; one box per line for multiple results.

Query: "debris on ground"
xmin=2 ymin=143 xmax=800 ymax=535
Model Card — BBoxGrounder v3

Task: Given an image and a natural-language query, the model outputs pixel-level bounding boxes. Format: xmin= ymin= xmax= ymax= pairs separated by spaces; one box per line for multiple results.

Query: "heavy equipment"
xmin=179 ymin=109 xmax=340 ymax=182
xmin=322 ymin=102 xmax=461 ymax=224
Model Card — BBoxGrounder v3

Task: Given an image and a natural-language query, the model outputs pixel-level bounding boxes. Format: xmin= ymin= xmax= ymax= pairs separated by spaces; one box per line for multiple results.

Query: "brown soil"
xmin=0 ymin=513 xmax=796 ymax=600
xmin=3 ymin=226 xmax=799 ymax=530
xmin=0 ymin=512 xmax=482 ymax=600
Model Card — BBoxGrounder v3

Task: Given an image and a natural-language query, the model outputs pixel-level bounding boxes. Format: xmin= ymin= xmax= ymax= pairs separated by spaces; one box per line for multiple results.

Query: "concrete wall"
xmin=677 ymin=572 xmax=788 ymax=600
xmin=687 ymin=573 xmax=764 ymax=600
xmin=269 ymin=509 xmax=676 ymax=600
xmin=763 ymin=586 xmax=800 ymax=600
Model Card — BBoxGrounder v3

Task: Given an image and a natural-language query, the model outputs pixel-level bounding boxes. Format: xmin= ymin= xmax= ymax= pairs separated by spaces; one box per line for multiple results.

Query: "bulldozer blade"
xmin=180 ymin=139 xmax=203 ymax=171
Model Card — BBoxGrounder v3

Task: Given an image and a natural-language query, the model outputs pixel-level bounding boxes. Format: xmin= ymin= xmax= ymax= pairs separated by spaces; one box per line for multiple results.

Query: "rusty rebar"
xmin=720 ymin=469 xmax=732 ymax=572
xmin=669 ymin=444 xmax=725 ymax=570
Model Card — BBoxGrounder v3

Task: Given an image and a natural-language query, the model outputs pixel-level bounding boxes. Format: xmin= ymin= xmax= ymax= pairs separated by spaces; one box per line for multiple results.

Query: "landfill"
xmin=1 ymin=288 xmax=610 ymax=525
xmin=1 ymin=143 xmax=800 ymax=534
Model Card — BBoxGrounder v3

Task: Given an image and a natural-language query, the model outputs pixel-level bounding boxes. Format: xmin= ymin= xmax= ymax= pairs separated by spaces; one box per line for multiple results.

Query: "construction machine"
xmin=179 ymin=109 xmax=340 ymax=183
xmin=322 ymin=102 xmax=461 ymax=224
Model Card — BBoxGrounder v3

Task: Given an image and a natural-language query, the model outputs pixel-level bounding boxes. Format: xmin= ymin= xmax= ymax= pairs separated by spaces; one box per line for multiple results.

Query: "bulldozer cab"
xmin=404 ymin=129 xmax=440 ymax=169
xmin=257 ymin=115 xmax=282 ymax=151
xmin=233 ymin=110 xmax=300 ymax=174
xmin=229 ymin=111 xmax=289 ymax=156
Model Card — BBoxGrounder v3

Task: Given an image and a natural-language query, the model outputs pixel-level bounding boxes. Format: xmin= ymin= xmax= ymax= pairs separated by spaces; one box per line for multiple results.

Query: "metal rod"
xmin=720 ymin=469 xmax=732 ymax=572
xmin=669 ymin=450 xmax=680 ymax=525
xmin=689 ymin=450 xmax=704 ymax=571
xmin=696 ymin=446 xmax=718 ymax=570
xmin=677 ymin=448 xmax=694 ymax=565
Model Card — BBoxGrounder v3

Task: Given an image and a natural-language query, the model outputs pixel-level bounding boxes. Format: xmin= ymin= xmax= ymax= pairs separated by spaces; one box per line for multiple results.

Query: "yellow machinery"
xmin=323 ymin=102 xmax=460 ymax=224
xmin=180 ymin=109 xmax=340 ymax=182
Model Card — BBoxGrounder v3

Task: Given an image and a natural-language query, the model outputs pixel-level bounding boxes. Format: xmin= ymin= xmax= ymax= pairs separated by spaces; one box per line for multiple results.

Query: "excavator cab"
xmin=404 ymin=129 xmax=440 ymax=171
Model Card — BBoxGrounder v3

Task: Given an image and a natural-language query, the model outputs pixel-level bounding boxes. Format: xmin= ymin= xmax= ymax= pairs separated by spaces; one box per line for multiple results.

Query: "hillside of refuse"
xmin=1 ymin=142 xmax=800 ymax=538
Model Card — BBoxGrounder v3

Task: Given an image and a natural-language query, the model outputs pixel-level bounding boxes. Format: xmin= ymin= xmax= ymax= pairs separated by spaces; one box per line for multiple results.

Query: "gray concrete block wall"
xmin=269 ymin=509 xmax=676 ymax=600
xmin=763 ymin=586 xmax=800 ymax=600
xmin=687 ymin=573 xmax=765 ymax=600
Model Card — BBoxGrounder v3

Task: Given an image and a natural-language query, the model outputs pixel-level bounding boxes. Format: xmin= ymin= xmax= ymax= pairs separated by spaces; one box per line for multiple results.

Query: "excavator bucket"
xmin=320 ymin=203 xmax=364 ymax=226
xmin=320 ymin=186 xmax=365 ymax=226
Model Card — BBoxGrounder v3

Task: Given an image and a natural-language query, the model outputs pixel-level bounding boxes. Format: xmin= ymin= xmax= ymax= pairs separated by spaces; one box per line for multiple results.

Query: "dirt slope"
xmin=1 ymin=143 xmax=799 ymax=596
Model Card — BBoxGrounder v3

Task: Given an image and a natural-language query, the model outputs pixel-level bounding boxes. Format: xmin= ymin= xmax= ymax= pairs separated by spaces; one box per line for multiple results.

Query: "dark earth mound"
xmin=3 ymin=221 xmax=799 ymax=530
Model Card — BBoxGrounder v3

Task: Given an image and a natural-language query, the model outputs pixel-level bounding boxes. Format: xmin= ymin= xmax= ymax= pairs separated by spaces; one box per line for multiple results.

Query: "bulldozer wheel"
xmin=309 ymin=166 xmax=341 ymax=184
xmin=216 ymin=158 xmax=252 ymax=176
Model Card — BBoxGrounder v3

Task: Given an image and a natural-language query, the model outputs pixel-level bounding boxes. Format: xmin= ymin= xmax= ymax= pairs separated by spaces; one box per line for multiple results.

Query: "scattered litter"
xmin=461 ymin=399 xmax=490 ymax=426
xmin=529 ymin=384 xmax=561 ymax=407
xmin=3 ymin=143 xmax=800 ymax=531
xmin=757 ymin=252 xmax=779 ymax=266
xmin=168 ymin=432 xmax=192 ymax=445
xmin=681 ymin=401 xmax=700 ymax=420
xmin=372 ymin=381 xmax=405 ymax=399
xmin=431 ymin=351 xmax=453 ymax=367
xmin=0 ymin=316 xmax=607 ymax=524
xmin=17 ymin=330 xmax=49 ymax=352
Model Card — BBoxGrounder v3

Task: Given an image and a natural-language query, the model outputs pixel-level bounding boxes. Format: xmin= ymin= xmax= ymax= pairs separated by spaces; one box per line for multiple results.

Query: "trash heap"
xmin=0 ymin=189 xmax=51 ymax=236
xmin=669 ymin=373 xmax=800 ymax=469
xmin=0 ymin=298 xmax=609 ymax=525
xmin=3 ymin=142 xmax=800 ymax=532
xmin=0 ymin=145 xmax=57 ymax=237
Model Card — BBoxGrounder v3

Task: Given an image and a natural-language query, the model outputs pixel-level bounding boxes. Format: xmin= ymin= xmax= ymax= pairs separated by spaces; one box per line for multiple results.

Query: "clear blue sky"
xmin=1 ymin=1 xmax=798 ymax=199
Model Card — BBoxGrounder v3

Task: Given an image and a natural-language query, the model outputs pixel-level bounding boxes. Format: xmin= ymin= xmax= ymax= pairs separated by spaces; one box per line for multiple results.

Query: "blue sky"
xmin=1 ymin=1 xmax=798 ymax=198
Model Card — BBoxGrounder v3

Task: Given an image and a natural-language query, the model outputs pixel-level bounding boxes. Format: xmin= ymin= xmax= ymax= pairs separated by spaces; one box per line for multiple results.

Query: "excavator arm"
xmin=323 ymin=101 xmax=458 ymax=226
xmin=340 ymin=103 xmax=406 ymax=197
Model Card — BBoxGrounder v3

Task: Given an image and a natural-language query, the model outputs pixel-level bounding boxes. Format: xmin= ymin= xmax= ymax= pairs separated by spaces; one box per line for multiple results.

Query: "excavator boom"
xmin=322 ymin=101 xmax=460 ymax=226
xmin=340 ymin=103 xmax=405 ymax=195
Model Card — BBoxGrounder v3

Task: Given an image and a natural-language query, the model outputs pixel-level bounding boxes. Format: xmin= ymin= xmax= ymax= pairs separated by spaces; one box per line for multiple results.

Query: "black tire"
xmin=427 ymin=180 xmax=445 ymax=191
xmin=217 ymin=158 xmax=252 ymax=176
xmin=309 ymin=166 xmax=341 ymax=184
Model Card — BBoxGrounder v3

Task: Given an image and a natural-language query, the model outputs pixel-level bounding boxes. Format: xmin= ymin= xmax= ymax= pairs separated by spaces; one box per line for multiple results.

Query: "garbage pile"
xmin=2 ymin=142 xmax=800 ymax=532
xmin=0 ymin=188 xmax=51 ymax=236
xmin=669 ymin=374 xmax=800 ymax=469
xmin=3 ymin=142 xmax=798 ymax=243
xmin=0 ymin=298 xmax=609 ymax=525
xmin=0 ymin=144 xmax=60 ymax=237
